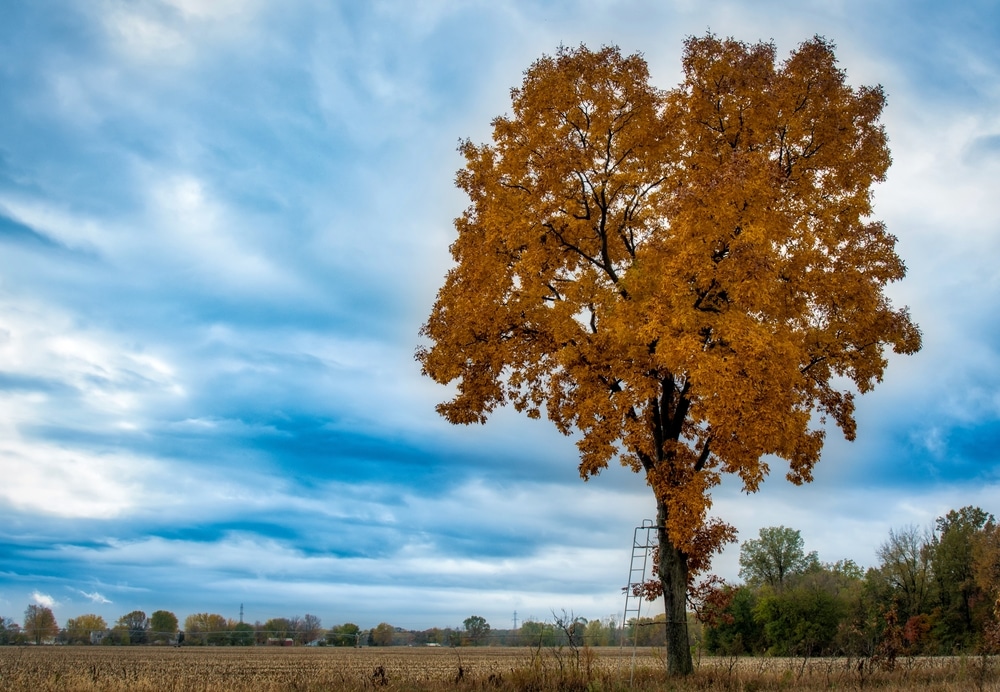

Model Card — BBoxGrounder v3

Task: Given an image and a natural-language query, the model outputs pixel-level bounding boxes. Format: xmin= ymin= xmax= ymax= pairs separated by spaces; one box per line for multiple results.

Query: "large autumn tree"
xmin=417 ymin=36 xmax=920 ymax=675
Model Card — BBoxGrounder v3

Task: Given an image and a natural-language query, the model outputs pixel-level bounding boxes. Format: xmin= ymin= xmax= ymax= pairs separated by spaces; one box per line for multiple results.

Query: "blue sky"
xmin=1 ymin=0 xmax=998 ymax=632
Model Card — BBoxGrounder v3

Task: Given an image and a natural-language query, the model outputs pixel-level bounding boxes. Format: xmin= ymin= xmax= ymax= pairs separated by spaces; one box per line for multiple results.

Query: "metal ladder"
xmin=620 ymin=519 xmax=658 ymax=683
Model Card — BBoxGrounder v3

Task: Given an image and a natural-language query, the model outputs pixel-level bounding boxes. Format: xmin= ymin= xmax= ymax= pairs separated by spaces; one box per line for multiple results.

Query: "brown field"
xmin=0 ymin=645 xmax=998 ymax=691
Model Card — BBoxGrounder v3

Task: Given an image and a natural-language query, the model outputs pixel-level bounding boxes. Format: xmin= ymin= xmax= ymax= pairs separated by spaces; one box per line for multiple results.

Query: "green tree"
xmin=584 ymin=616 xmax=619 ymax=646
xmin=519 ymin=620 xmax=556 ymax=647
xmin=371 ymin=622 xmax=395 ymax=646
xmin=704 ymin=586 xmax=765 ymax=655
xmin=64 ymin=614 xmax=107 ymax=645
xmin=711 ymin=556 xmax=865 ymax=656
xmin=3 ymin=619 xmax=27 ymax=645
xmin=184 ymin=613 xmax=229 ymax=646
xmin=102 ymin=625 xmax=130 ymax=645
xmin=553 ymin=611 xmax=588 ymax=647
xmin=116 ymin=610 xmax=149 ymax=645
xmin=0 ymin=616 xmax=18 ymax=645
xmin=262 ymin=617 xmax=291 ymax=643
xmin=230 ymin=622 xmax=254 ymax=646
xmin=327 ymin=622 xmax=361 ymax=647
xmin=630 ymin=614 xmax=668 ymax=647
xmin=421 ymin=626 xmax=447 ymax=646
xmin=417 ymin=37 xmax=920 ymax=676
xmin=463 ymin=615 xmax=491 ymax=646
xmin=827 ymin=558 xmax=865 ymax=581
xmin=838 ymin=566 xmax=900 ymax=657
xmin=149 ymin=610 xmax=178 ymax=644
xmin=931 ymin=506 xmax=994 ymax=651
xmin=583 ymin=618 xmax=604 ymax=646
xmin=739 ymin=526 xmax=819 ymax=589
xmin=23 ymin=604 xmax=59 ymax=644
xmin=753 ymin=576 xmax=846 ymax=656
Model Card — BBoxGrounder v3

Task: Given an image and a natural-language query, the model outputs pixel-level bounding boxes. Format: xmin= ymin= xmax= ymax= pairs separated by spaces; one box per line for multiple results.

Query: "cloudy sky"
xmin=1 ymin=0 xmax=998 ymax=633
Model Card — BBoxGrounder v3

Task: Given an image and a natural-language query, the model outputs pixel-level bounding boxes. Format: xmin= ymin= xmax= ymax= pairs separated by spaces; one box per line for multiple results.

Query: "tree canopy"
xmin=370 ymin=622 xmax=395 ymax=647
xmin=23 ymin=605 xmax=59 ymax=645
xmin=418 ymin=35 xmax=920 ymax=675
xmin=149 ymin=610 xmax=179 ymax=643
xmin=931 ymin=506 xmax=995 ymax=649
xmin=327 ymin=622 xmax=361 ymax=647
xmin=463 ymin=615 xmax=491 ymax=645
xmin=739 ymin=526 xmax=819 ymax=588
xmin=184 ymin=613 xmax=228 ymax=646
xmin=65 ymin=614 xmax=107 ymax=645
xmin=117 ymin=610 xmax=149 ymax=645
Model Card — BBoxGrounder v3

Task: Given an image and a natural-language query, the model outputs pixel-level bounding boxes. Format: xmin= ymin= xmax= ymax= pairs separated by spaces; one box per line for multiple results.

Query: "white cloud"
xmin=146 ymin=174 xmax=295 ymax=291
xmin=879 ymin=112 xmax=1000 ymax=238
xmin=31 ymin=590 xmax=57 ymax=609
xmin=0 ymin=194 xmax=113 ymax=256
xmin=0 ymin=170 xmax=305 ymax=303
xmin=103 ymin=5 xmax=188 ymax=62
xmin=165 ymin=0 xmax=261 ymax=22
xmin=0 ymin=298 xmax=189 ymax=518
xmin=99 ymin=0 xmax=263 ymax=64
xmin=75 ymin=589 xmax=112 ymax=604
xmin=0 ymin=297 xmax=185 ymax=425
xmin=0 ymin=438 xmax=160 ymax=519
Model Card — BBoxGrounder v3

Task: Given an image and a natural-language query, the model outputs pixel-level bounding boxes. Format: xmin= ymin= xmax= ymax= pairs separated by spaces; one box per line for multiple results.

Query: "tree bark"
xmin=657 ymin=497 xmax=693 ymax=676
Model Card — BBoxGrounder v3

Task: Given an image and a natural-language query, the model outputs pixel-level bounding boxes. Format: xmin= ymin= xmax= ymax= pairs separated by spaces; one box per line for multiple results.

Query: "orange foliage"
xmin=903 ymin=614 xmax=931 ymax=651
xmin=418 ymin=37 xmax=919 ymax=576
xmin=689 ymin=576 xmax=738 ymax=628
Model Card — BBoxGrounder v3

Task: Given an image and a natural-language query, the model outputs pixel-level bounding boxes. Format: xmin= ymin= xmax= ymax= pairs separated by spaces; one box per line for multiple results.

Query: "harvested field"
xmin=1 ymin=646 xmax=998 ymax=691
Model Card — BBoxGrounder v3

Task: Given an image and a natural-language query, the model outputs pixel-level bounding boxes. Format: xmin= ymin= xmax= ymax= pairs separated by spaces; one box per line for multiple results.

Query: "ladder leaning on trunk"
xmin=619 ymin=519 xmax=658 ymax=682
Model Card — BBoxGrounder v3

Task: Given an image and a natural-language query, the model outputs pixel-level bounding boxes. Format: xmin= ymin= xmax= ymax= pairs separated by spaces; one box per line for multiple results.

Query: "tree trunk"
xmin=657 ymin=497 xmax=693 ymax=675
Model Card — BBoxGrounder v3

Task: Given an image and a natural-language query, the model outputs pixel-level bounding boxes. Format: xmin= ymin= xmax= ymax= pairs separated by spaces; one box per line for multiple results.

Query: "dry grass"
xmin=0 ymin=646 xmax=997 ymax=691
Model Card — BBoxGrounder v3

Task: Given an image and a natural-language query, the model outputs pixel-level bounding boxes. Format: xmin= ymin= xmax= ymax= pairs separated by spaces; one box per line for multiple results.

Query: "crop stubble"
xmin=2 ymin=646 xmax=998 ymax=691
xmin=0 ymin=646 xmax=650 ymax=691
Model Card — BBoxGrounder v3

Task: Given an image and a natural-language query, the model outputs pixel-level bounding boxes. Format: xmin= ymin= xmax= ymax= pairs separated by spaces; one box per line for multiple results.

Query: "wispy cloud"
xmin=74 ymin=589 xmax=112 ymax=605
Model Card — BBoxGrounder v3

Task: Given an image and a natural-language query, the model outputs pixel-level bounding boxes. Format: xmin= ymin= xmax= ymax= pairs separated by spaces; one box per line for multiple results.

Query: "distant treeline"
xmin=4 ymin=506 xmax=998 ymax=656
xmin=695 ymin=505 xmax=1000 ymax=657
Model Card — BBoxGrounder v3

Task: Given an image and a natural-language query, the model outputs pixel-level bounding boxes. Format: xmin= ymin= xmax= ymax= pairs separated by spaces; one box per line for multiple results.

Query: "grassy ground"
xmin=1 ymin=645 xmax=998 ymax=691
